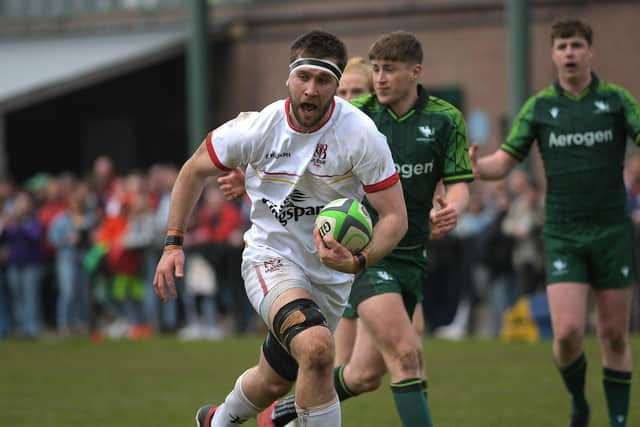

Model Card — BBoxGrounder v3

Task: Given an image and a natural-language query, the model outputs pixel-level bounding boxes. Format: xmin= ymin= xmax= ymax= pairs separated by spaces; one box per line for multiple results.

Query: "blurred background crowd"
xmin=0 ymin=155 xmax=255 ymax=342
xmin=1 ymin=152 xmax=639 ymax=343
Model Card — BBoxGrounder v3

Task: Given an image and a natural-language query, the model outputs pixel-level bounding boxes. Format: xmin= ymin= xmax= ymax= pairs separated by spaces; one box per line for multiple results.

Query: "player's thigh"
xmin=334 ymin=317 xmax=357 ymax=366
xmin=590 ymin=220 xmax=638 ymax=289
xmin=345 ymin=319 xmax=387 ymax=380
xmin=349 ymin=251 xmax=424 ymax=317
xmin=242 ymin=252 xmax=336 ymax=330
xmin=546 ymin=282 xmax=590 ymax=336
xmin=594 ymin=287 xmax=634 ymax=335
xmin=412 ymin=302 xmax=425 ymax=336
xmin=357 ymin=292 xmax=419 ymax=354
xmin=542 ymin=225 xmax=589 ymax=285
xmin=242 ymin=253 xmax=306 ymax=325
xmin=309 ymin=280 xmax=352 ymax=332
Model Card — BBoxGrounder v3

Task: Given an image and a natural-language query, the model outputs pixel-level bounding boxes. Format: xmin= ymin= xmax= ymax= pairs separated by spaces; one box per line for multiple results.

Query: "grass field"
xmin=2 ymin=334 xmax=639 ymax=427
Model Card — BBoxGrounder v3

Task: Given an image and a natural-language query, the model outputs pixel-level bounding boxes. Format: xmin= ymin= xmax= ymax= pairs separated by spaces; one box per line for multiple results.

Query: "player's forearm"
xmin=166 ymin=165 xmax=207 ymax=233
xmin=443 ymin=182 xmax=470 ymax=216
xmin=364 ymin=211 xmax=407 ymax=266
xmin=363 ymin=182 xmax=408 ymax=266
xmin=166 ymin=146 xmax=218 ymax=232
xmin=475 ymin=151 xmax=515 ymax=180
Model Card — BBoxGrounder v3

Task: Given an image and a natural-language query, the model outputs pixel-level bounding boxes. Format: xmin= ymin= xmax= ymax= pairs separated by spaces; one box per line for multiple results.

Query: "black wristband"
xmin=164 ymin=234 xmax=184 ymax=247
xmin=356 ymin=253 xmax=367 ymax=271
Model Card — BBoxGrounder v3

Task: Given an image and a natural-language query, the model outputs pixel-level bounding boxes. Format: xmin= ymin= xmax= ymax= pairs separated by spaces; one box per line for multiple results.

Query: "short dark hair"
xmin=368 ymin=31 xmax=423 ymax=64
xmin=289 ymin=30 xmax=348 ymax=71
xmin=551 ymin=19 xmax=593 ymax=46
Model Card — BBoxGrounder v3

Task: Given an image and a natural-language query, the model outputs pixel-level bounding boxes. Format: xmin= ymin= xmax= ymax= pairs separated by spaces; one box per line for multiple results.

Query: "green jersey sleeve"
xmin=501 ymin=94 xmax=539 ymax=161
xmin=442 ymin=105 xmax=474 ymax=184
xmin=614 ymin=85 xmax=640 ymax=145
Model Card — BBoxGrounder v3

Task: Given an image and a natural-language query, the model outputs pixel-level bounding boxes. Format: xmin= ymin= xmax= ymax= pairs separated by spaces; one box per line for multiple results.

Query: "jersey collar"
xmin=554 ymin=72 xmax=599 ymax=101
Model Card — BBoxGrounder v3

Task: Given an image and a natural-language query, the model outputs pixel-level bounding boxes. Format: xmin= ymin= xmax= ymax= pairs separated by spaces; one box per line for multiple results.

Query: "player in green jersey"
xmin=332 ymin=56 xmax=427 ymax=368
xmin=470 ymin=19 xmax=639 ymax=427
xmin=255 ymin=31 xmax=472 ymax=427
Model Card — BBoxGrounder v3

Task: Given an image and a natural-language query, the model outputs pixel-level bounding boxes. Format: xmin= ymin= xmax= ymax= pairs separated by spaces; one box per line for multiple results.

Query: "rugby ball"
xmin=315 ymin=198 xmax=373 ymax=254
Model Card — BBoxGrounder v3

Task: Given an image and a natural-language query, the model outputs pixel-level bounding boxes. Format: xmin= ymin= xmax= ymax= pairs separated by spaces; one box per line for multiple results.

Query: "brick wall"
xmin=217 ymin=0 xmax=640 ymax=159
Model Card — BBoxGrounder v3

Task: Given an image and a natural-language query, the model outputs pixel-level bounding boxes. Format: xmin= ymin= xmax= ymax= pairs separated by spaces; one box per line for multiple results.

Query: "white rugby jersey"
xmin=206 ymin=96 xmax=399 ymax=284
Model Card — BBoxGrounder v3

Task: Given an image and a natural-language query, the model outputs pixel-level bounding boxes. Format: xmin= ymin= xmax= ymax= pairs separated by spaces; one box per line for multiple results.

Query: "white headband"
xmin=288 ymin=58 xmax=342 ymax=82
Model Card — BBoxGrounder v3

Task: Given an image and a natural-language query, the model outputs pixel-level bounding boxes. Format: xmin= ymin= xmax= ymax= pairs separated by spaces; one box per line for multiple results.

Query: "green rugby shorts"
xmin=543 ymin=219 xmax=637 ymax=288
xmin=347 ymin=247 xmax=426 ymax=316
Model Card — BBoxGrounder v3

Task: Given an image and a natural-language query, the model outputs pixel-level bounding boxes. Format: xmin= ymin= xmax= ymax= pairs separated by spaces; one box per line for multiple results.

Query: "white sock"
xmin=211 ymin=372 xmax=262 ymax=426
xmin=295 ymin=398 xmax=340 ymax=427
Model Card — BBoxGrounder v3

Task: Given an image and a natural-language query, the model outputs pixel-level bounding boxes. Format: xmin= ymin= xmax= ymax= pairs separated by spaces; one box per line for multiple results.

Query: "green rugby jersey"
xmin=351 ymin=85 xmax=473 ymax=247
xmin=502 ymin=74 xmax=640 ymax=223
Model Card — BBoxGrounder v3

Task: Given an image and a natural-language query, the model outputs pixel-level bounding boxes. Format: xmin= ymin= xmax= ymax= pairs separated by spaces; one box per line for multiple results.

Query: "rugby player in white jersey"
xmin=153 ymin=30 xmax=407 ymax=427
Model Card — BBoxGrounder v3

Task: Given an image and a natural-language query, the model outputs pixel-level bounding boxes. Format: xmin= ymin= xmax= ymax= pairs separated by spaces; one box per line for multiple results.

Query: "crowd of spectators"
xmin=425 ymin=151 xmax=640 ymax=339
xmin=0 ymin=156 xmax=254 ymax=342
xmin=1 ymin=152 xmax=639 ymax=342
xmin=424 ymin=171 xmax=545 ymax=339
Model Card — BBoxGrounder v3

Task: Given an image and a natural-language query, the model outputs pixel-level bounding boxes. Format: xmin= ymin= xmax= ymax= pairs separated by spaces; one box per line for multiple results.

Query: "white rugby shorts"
xmin=241 ymin=247 xmax=352 ymax=332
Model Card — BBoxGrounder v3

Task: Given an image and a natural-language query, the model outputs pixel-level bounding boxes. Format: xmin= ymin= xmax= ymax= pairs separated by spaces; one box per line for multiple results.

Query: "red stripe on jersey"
xmin=254 ymin=264 xmax=269 ymax=295
xmin=363 ymin=172 xmax=400 ymax=193
xmin=285 ymin=98 xmax=336 ymax=133
xmin=206 ymin=132 xmax=232 ymax=172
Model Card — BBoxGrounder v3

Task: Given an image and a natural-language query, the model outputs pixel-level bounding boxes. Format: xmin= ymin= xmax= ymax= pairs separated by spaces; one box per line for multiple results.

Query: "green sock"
xmin=333 ymin=365 xmax=356 ymax=401
xmin=558 ymin=353 xmax=590 ymax=417
xmin=390 ymin=378 xmax=433 ymax=427
xmin=603 ymin=367 xmax=632 ymax=427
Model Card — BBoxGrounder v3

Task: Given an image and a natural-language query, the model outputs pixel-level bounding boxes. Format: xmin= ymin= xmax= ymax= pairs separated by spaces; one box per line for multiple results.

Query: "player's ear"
xmin=410 ymin=63 xmax=422 ymax=82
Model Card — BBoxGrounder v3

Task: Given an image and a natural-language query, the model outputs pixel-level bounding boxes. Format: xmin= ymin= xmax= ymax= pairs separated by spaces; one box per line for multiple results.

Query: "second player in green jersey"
xmin=471 ymin=19 xmax=639 ymax=427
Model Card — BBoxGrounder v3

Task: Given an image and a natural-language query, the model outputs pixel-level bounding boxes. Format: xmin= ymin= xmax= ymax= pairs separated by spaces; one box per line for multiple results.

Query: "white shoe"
xmin=433 ymin=300 xmax=470 ymax=340
xmin=178 ymin=323 xmax=203 ymax=341
xmin=105 ymin=319 xmax=129 ymax=340
xmin=433 ymin=323 xmax=466 ymax=340
xmin=203 ymin=326 xmax=225 ymax=341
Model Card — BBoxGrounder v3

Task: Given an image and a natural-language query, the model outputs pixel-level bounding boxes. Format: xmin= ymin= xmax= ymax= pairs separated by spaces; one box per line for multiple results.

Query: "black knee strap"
xmin=263 ymin=332 xmax=299 ymax=381
xmin=272 ymin=298 xmax=328 ymax=350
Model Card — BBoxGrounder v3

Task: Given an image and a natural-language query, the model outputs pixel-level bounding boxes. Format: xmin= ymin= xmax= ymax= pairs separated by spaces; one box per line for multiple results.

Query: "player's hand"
xmin=217 ymin=167 xmax=246 ymax=200
xmin=153 ymin=249 xmax=184 ymax=303
xmin=429 ymin=213 xmax=447 ymax=240
xmin=313 ymin=228 xmax=359 ymax=274
xmin=429 ymin=195 xmax=459 ymax=239
xmin=469 ymin=144 xmax=479 ymax=177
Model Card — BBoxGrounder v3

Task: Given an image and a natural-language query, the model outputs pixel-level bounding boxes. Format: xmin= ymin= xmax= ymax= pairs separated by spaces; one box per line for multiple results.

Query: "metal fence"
xmin=0 ymin=0 xmax=272 ymax=19
xmin=0 ymin=0 xmax=178 ymax=19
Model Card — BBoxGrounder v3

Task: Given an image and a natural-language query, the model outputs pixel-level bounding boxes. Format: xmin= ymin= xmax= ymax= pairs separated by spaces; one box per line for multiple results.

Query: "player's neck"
xmin=387 ymin=91 xmax=418 ymax=117
xmin=558 ymin=71 xmax=592 ymax=97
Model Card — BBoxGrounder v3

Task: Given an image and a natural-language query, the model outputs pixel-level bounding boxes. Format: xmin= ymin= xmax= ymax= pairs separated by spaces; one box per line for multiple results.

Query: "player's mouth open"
xmin=565 ymin=62 xmax=577 ymax=70
xmin=300 ymin=103 xmax=317 ymax=112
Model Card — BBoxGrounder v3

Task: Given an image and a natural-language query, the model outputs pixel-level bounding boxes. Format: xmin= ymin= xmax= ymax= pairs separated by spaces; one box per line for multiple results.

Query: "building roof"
xmin=0 ymin=29 xmax=185 ymax=112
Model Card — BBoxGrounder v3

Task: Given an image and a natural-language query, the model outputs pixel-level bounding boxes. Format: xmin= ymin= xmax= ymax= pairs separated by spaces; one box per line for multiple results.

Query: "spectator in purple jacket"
xmin=0 ymin=191 xmax=44 ymax=338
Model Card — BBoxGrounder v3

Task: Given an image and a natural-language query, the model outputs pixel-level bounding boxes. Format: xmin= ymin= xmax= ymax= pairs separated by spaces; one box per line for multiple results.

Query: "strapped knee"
xmin=263 ymin=332 xmax=298 ymax=381
xmin=272 ymin=298 xmax=328 ymax=351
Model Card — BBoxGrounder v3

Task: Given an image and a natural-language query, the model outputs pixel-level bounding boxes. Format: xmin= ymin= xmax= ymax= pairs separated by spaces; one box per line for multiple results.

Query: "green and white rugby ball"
xmin=315 ymin=198 xmax=373 ymax=254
